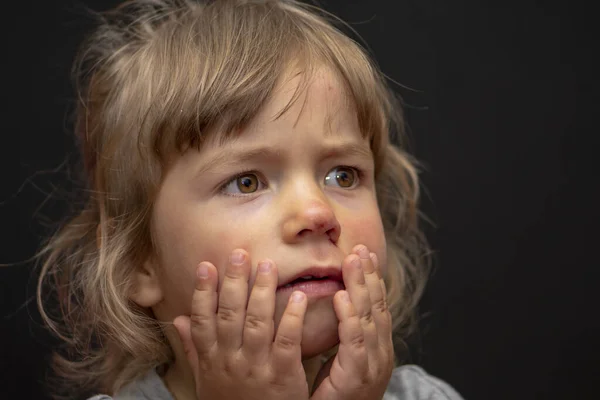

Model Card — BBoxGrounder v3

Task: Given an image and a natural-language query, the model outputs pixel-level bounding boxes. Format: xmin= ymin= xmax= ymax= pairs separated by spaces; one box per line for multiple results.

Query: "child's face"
xmin=148 ymin=64 xmax=387 ymax=358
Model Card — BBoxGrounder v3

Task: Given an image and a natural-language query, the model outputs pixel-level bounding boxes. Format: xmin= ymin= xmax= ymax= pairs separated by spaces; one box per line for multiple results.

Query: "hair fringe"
xmin=35 ymin=0 xmax=432 ymax=396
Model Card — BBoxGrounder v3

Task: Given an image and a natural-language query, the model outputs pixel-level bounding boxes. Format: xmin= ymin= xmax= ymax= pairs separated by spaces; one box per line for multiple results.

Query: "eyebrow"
xmin=194 ymin=142 xmax=373 ymax=176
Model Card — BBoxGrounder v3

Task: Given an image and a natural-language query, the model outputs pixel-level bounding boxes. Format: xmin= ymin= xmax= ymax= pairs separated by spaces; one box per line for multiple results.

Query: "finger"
xmin=188 ymin=262 xmax=218 ymax=355
xmin=370 ymin=251 xmax=387 ymax=294
xmin=217 ymin=249 xmax=251 ymax=350
xmin=370 ymin=252 xmax=393 ymax=346
xmin=242 ymin=259 xmax=277 ymax=363
xmin=355 ymin=246 xmax=386 ymax=323
xmin=173 ymin=316 xmax=201 ymax=380
xmin=331 ymin=290 xmax=368 ymax=376
xmin=343 ymin=252 xmax=377 ymax=349
xmin=271 ymin=291 xmax=307 ymax=379
xmin=353 ymin=246 xmax=387 ymax=334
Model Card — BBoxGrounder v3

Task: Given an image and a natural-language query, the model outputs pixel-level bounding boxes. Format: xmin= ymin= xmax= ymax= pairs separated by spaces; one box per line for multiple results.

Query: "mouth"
xmin=276 ymin=267 xmax=345 ymax=297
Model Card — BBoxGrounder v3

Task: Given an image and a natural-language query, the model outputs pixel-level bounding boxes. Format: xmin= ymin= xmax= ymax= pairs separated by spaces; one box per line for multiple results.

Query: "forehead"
xmin=269 ymin=64 xmax=353 ymax=129
xmin=217 ymin=63 xmax=361 ymax=149
xmin=173 ymin=63 xmax=372 ymax=177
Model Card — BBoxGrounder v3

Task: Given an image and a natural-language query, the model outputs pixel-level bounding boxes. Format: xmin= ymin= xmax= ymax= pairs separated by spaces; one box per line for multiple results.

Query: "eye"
xmin=221 ymin=172 xmax=263 ymax=196
xmin=324 ymin=166 xmax=360 ymax=189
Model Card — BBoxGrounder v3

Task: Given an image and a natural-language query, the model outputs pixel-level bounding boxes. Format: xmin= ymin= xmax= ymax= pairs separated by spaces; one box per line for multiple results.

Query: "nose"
xmin=281 ymin=189 xmax=341 ymax=244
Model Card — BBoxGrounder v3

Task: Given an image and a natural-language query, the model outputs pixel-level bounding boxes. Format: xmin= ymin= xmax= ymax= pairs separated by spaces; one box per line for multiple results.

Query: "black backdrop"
xmin=1 ymin=0 xmax=597 ymax=399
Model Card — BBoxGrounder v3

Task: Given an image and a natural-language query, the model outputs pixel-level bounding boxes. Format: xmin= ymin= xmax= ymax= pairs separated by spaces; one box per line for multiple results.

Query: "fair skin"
xmin=132 ymin=64 xmax=393 ymax=399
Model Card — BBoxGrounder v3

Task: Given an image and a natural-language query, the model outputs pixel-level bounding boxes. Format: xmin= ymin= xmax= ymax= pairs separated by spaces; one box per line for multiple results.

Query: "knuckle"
xmin=360 ymin=311 xmax=374 ymax=326
xmin=224 ymin=270 xmax=244 ymax=281
xmin=268 ymin=376 xmax=292 ymax=392
xmin=373 ymin=298 xmax=388 ymax=314
xmin=269 ymin=381 xmax=288 ymax=392
xmin=242 ymin=367 xmax=259 ymax=380
xmin=252 ymin=276 xmax=272 ymax=289
xmin=250 ymin=286 xmax=271 ymax=300
xmin=189 ymin=313 xmax=212 ymax=328
xmin=222 ymin=356 xmax=238 ymax=375
xmin=355 ymin=278 xmax=367 ymax=288
xmin=275 ymin=333 xmax=297 ymax=351
xmin=284 ymin=306 xmax=303 ymax=320
xmin=350 ymin=331 xmax=366 ymax=349
xmin=244 ymin=314 xmax=267 ymax=331
xmin=217 ymin=304 xmax=239 ymax=323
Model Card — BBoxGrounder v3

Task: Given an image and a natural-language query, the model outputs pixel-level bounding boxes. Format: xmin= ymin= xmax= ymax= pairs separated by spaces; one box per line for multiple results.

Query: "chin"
xmin=299 ymin=299 xmax=340 ymax=359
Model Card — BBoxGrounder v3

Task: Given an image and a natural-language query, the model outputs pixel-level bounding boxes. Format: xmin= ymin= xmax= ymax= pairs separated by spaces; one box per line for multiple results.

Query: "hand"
xmin=173 ymin=250 xmax=310 ymax=400
xmin=310 ymin=245 xmax=394 ymax=400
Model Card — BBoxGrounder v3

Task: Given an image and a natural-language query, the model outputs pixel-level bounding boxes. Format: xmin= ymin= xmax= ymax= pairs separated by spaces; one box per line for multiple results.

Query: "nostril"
xmin=327 ymin=230 xmax=338 ymax=244
xmin=298 ymin=229 xmax=311 ymax=237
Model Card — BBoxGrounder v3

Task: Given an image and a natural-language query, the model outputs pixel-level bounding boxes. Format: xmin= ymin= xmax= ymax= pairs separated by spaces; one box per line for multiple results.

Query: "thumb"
xmin=173 ymin=315 xmax=200 ymax=382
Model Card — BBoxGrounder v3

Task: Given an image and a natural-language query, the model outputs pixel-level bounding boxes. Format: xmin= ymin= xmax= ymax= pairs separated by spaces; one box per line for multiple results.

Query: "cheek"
xmin=341 ymin=212 xmax=387 ymax=273
xmin=157 ymin=211 xmax=253 ymax=268
xmin=154 ymin=221 xmax=257 ymax=319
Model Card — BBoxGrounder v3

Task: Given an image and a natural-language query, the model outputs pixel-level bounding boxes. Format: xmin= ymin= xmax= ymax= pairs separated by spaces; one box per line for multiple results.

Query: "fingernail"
xmin=230 ymin=250 xmax=245 ymax=265
xmin=357 ymin=246 xmax=370 ymax=259
xmin=350 ymin=255 xmax=361 ymax=268
xmin=340 ymin=291 xmax=350 ymax=303
xmin=292 ymin=291 xmax=305 ymax=303
xmin=258 ymin=260 xmax=272 ymax=274
xmin=197 ymin=263 xmax=208 ymax=279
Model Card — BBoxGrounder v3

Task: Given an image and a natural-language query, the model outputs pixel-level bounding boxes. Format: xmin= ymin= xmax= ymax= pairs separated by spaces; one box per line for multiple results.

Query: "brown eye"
xmin=221 ymin=173 xmax=262 ymax=195
xmin=325 ymin=166 xmax=358 ymax=189
xmin=236 ymin=174 xmax=259 ymax=193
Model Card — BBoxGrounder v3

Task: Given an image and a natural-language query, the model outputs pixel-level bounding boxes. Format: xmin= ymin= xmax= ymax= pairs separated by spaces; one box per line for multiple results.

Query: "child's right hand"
xmin=173 ymin=250 xmax=310 ymax=400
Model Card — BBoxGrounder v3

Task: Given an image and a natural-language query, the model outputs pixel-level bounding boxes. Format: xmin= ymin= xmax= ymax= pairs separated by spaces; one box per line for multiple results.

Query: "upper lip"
xmin=278 ymin=266 xmax=343 ymax=288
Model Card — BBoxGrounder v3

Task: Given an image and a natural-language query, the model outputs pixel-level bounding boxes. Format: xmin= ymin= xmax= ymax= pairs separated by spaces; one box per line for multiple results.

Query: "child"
xmin=36 ymin=0 xmax=463 ymax=399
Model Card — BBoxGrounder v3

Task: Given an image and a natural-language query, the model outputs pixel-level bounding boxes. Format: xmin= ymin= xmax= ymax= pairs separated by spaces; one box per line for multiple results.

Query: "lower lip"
xmin=276 ymin=279 xmax=345 ymax=298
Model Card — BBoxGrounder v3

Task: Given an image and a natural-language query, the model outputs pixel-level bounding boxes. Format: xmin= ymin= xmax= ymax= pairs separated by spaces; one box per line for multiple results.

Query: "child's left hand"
xmin=310 ymin=245 xmax=394 ymax=400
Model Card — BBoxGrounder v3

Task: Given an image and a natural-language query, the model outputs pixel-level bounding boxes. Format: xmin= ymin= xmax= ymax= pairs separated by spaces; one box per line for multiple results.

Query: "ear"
xmin=96 ymin=223 xmax=163 ymax=307
xmin=129 ymin=256 xmax=164 ymax=308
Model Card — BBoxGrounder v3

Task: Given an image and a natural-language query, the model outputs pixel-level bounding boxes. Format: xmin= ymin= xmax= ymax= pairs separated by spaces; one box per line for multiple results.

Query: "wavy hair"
xmin=35 ymin=0 xmax=430 ymax=396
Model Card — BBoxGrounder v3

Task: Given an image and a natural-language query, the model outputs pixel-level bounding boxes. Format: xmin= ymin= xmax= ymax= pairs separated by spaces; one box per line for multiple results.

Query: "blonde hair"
xmin=36 ymin=0 xmax=430 ymax=396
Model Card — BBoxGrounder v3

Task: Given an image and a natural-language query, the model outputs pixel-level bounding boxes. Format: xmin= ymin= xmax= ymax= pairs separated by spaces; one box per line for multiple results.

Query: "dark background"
xmin=1 ymin=0 xmax=597 ymax=399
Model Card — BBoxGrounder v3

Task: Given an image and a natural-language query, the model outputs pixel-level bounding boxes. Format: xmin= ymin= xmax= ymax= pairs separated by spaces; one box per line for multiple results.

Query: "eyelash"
xmin=218 ymin=165 xmax=365 ymax=197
